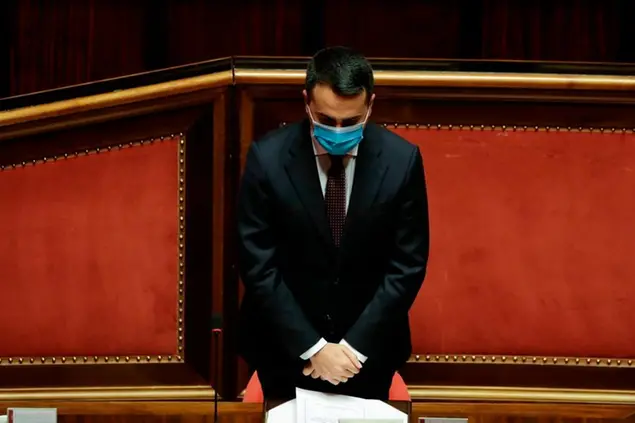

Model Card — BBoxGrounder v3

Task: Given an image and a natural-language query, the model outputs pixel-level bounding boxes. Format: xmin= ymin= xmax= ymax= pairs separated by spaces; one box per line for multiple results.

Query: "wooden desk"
xmin=1 ymin=401 xmax=634 ymax=423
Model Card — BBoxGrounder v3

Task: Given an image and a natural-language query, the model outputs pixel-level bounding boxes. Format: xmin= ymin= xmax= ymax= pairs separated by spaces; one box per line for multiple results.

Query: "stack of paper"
xmin=266 ymin=388 xmax=407 ymax=423
xmin=5 ymin=408 xmax=56 ymax=423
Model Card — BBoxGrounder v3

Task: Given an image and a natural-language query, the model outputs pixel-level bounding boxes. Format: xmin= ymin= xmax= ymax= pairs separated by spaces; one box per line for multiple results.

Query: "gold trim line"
xmin=408 ymin=385 xmax=635 ymax=405
xmin=234 ymin=69 xmax=635 ymax=90
xmin=0 ymin=70 xmax=232 ymax=128
xmin=409 ymin=354 xmax=635 ymax=368
xmin=0 ymin=386 xmax=215 ymax=401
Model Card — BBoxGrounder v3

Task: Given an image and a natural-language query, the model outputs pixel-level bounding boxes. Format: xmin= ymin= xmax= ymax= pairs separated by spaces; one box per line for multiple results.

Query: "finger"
xmin=340 ymin=348 xmax=362 ymax=370
xmin=335 ymin=364 xmax=358 ymax=378
xmin=311 ymin=370 xmax=320 ymax=379
xmin=322 ymin=374 xmax=340 ymax=385
xmin=330 ymin=373 xmax=353 ymax=383
xmin=302 ymin=366 xmax=313 ymax=376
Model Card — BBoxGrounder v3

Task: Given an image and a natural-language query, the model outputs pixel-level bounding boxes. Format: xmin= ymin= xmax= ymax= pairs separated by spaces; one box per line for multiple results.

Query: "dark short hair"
xmin=305 ymin=46 xmax=374 ymax=103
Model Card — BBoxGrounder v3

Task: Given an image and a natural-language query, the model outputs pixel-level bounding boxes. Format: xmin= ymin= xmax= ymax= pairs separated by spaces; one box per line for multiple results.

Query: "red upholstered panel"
xmin=0 ymin=139 xmax=178 ymax=357
xmin=393 ymin=127 xmax=635 ymax=358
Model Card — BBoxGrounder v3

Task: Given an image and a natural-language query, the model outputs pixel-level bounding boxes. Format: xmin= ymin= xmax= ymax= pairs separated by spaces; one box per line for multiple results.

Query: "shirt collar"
xmin=311 ymin=136 xmax=359 ymax=157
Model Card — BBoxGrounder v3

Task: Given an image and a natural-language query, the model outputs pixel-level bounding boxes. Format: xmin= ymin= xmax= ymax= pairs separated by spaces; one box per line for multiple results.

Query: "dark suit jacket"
xmin=236 ymin=119 xmax=429 ymax=371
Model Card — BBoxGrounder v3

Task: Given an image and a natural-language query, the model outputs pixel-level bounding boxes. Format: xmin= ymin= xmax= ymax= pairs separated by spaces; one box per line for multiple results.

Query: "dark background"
xmin=1 ymin=0 xmax=634 ymax=99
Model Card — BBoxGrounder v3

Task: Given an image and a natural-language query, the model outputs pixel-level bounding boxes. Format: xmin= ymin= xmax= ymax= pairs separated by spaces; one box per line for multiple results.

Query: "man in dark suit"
xmin=237 ymin=46 xmax=429 ymax=400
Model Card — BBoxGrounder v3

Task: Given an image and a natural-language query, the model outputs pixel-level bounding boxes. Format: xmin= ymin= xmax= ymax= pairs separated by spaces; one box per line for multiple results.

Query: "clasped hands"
xmin=302 ymin=343 xmax=362 ymax=385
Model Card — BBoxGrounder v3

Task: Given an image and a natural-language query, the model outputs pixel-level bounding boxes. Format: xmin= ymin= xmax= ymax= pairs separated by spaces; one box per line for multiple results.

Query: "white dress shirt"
xmin=298 ymin=139 xmax=368 ymax=364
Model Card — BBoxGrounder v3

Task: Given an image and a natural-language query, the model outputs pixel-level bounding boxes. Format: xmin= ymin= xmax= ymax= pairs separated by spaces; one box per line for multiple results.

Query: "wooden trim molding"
xmin=408 ymin=385 xmax=635 ymax=405
xmin=0 ymin=386 xmax=215 ymax=401
xmin=4 ymin=67 xmax=635 ymax=133
xmin=233 ymin=68 xmax=635 ymax=90
xmin=0 ymin=71 xmax=232 ymax=128
xmin=238 ymin=386 xmax=635 ymax=405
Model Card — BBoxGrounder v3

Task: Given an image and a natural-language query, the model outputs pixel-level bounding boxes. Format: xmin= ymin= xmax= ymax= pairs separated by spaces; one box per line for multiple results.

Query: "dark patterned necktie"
xmin=325 ymin=155 xmax=346 ymax=247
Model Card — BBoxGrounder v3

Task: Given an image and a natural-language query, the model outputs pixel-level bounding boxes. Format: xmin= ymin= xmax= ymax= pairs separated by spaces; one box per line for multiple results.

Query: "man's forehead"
xmin=311 ymin=90 xmax=367 ymax=120
xmin=315 ymin=110 xmax=364 ymax=121
xmin=311 ymin=84 xmax=367 ymax=104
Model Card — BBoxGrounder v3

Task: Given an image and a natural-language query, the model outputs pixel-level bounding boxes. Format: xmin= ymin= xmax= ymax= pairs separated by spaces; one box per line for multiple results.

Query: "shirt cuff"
xmin=300 ymin=338 xmax=328 ymax=360
xmin=340 ymin=339 xmax=368 ymax=363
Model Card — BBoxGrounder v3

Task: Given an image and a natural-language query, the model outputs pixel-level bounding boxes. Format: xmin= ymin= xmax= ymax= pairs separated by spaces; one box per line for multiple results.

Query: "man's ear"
xmin=302 ymin=89 xmax=309 ymax=104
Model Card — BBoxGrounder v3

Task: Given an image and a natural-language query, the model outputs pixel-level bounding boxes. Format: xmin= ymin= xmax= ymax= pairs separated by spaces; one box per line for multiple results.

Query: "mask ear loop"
xmin=361 ymin=105 xmax=372 ymax=126
xmin=306 ymin=105 xmax=317 ymax=123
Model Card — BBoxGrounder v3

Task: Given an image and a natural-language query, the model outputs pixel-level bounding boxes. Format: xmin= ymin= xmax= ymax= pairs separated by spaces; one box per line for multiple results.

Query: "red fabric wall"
xmin=0 ymin=139 xmax=179 ymax=357
xmin=395 ymin=127 xmax=635 ymax=358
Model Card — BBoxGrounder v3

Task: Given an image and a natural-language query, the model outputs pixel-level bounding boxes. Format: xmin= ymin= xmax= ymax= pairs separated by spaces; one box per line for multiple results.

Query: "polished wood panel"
xmin=5 ymin=61 xmax=635 ymax=401
xmin=0 ymin=86 xmax=229 ymax=398
xmin=1 ymin=401 xmax=634 ymax=423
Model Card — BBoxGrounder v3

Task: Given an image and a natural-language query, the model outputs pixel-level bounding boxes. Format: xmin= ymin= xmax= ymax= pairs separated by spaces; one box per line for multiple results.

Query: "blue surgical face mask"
xmin=308 ymin=108 xmax=370 ymax=156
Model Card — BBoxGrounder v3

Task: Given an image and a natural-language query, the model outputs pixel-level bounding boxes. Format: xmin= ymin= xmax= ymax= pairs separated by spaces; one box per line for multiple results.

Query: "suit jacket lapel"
xmin=284 ymin=122 xmax=334 ymax=248
xmin=343 ymin=126 xmax=387 ymax=244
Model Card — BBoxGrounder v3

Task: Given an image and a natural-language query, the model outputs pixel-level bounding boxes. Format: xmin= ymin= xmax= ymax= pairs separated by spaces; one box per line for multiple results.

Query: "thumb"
xmin=341 ymin=347 xmax=362 ymax=369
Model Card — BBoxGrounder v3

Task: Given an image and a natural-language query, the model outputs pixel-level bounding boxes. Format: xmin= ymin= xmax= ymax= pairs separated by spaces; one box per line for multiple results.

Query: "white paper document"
xmin=5 ymin=409 xmax=57 ymax=423
xmin=265 ymin=388 xmax=407 ymax=423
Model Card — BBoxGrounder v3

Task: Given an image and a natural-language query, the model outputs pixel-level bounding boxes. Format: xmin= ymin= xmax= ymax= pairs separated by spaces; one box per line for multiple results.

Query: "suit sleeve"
xmin=344 ymin=146 xmax=429 ymax=357
xmin=237 ymin=142 xmax=322 ymax=358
